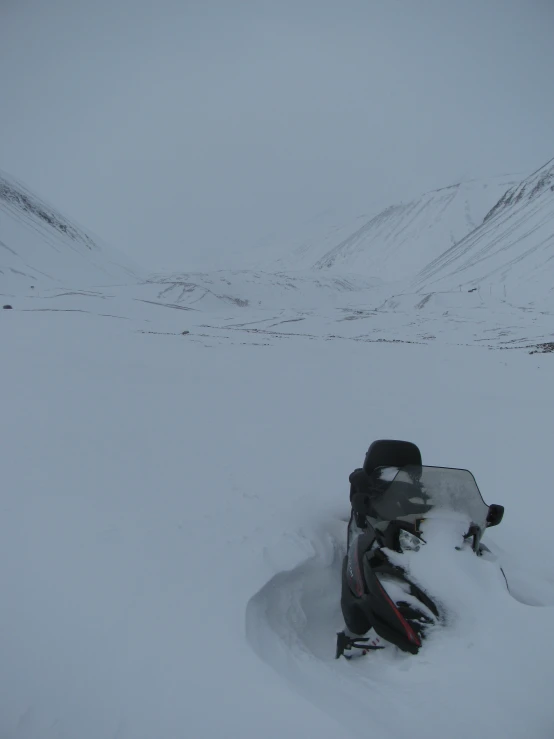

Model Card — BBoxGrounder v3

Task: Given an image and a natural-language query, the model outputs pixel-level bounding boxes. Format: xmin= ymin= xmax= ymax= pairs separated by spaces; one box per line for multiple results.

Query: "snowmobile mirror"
xmin=486 ymin=504 xmax=504 ymax=527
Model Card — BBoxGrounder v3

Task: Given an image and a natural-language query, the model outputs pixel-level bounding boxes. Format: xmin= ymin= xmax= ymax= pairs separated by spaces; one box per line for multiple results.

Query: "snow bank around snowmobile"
xmin=248 ymin=509 xmax=554 ymax=739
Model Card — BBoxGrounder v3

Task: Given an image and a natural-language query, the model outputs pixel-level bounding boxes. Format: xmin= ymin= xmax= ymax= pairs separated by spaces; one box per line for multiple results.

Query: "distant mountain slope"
xmin=413 ymin=159 xmax=554 ymax=303
xmin=0 ymin=169 xmax=140 ymax=292
xmin=257 ymin=176 xmax=518 ymax=282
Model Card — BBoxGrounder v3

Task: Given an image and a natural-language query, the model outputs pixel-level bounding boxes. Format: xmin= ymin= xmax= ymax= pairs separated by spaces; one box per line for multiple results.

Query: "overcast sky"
xmin=1 ymin=0 xmax=553 ymax=272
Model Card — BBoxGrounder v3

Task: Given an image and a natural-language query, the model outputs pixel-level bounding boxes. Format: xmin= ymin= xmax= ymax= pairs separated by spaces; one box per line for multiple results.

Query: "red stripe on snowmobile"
xmin=376 ymin=580 xmax=421 ymax=647
xmin=352 ymin=545 xmax=364 ymax=596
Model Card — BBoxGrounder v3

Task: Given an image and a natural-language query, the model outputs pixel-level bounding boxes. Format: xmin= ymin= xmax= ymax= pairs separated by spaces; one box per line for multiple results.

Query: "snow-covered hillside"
xmin=414 ymin=159 xmax=554 ymax=305
xmin=253 ymin=176 xmax=518 ymax=282
xmin=0 ymin=170 xmax=140 ymax=293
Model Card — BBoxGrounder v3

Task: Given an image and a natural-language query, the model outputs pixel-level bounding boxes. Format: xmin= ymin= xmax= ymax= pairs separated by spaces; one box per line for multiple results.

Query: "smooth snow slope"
xmin=2 ymin=283 xmax=554 ymax=739
xmin=414 ymin=158 xmax=554 ymax=305
xmin=0 ymin=169 xmax=140 ymax=293
xmin=251 ymin=176 xmax=518 ymax=282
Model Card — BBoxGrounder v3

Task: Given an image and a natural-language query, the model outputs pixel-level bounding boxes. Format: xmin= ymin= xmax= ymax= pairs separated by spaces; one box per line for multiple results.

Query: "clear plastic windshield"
xmin=369 ymin=465 xmax=490 ymax=531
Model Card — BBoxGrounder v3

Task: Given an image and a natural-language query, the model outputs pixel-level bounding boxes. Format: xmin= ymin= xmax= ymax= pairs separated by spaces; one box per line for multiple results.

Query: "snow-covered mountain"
xmin=0 ymin=169 xmax=140 ymax=293
xmin=254 ymin=176 xmax=519 ymax=282
xmin=414 ymin=159 xmax=554 ymax=304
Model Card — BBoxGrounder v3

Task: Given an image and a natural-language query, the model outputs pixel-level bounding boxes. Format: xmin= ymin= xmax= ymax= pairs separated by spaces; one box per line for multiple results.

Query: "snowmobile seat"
xmin=363 ymin=440 xmax=422 ymax=478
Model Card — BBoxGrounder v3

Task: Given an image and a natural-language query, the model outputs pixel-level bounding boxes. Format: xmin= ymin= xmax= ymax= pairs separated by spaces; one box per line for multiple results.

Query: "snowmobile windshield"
xmin=369 ymin=465 xmax=490 ymax=532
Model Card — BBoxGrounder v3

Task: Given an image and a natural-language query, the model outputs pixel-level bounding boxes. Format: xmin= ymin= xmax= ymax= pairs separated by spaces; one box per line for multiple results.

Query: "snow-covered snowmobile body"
xmin=337 ymin=440 xmax=504 ymax=658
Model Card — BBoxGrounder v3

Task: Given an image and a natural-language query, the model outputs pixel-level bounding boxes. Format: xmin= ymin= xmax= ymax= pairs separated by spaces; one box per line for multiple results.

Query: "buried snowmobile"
xmin=336 ymin=440 xmax=504 ymax=659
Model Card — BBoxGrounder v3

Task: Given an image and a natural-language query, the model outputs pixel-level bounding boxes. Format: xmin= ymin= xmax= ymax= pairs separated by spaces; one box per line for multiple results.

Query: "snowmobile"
xmin=336 ymin=439 xmax=504 ymax=659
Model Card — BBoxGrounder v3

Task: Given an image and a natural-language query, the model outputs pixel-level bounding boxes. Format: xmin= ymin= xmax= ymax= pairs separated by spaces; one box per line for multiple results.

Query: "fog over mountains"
xmin=3 ymin=4 xmax=554 ymax=737
xmin=3 ymin=156 xmax=553 ymax=315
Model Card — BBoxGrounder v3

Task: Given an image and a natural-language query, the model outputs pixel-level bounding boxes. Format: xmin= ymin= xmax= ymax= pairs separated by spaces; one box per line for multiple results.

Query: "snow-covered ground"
xmin=2 ymin=165 xmax=554 ymax=738
xmin=3 ymin=282 xmax=554 ymax=739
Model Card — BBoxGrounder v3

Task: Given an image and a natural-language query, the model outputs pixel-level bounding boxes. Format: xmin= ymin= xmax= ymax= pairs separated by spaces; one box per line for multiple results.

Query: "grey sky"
xmin=1 ymin=0 xmax=553 ymax=272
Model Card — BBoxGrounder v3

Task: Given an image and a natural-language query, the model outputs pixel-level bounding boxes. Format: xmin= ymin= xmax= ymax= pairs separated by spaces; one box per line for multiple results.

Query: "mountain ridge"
xmin=0 ymin=169 xmax=141 ymax=292
xmin=251 ymin=175 xmax=520 ymax=282
xmin=413 ymin=158 xmax=554 ymax=304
